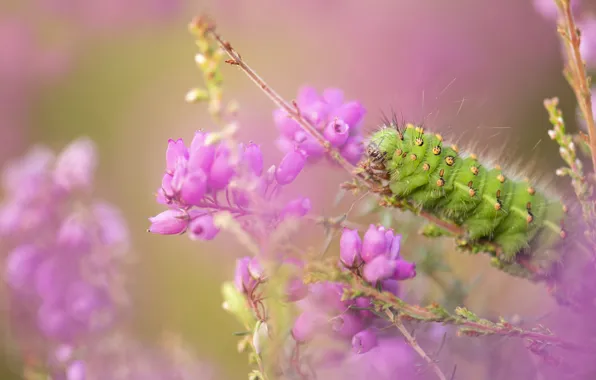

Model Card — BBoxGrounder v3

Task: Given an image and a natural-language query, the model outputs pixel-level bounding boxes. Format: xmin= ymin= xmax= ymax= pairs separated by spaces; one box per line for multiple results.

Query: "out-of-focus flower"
xmin=0 ymin=138 xmax=129 ymax=376
xmin=274 ymin=86 xmax=366 ymax=165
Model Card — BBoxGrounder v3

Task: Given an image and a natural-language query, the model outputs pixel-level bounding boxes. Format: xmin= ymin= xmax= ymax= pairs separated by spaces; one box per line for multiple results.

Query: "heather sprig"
xmin=148 ymin=131 xmax=311 ymax=242
xmin=274 ymin=86 xmax=366 ymax=165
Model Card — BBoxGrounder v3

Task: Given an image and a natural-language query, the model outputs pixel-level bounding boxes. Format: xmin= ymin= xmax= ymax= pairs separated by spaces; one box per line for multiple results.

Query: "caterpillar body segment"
xmin=365 ymin=123 xmax=569 ymax=280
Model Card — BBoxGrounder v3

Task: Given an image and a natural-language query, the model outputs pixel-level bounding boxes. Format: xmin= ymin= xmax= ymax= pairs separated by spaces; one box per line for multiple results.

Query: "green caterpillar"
xmin=364 ymin=121 xmax=574 ymax=281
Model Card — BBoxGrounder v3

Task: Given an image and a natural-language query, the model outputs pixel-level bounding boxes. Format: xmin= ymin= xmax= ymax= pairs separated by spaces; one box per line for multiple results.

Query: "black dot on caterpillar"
xmin=364 ymin=120 xmax=573 ymax=281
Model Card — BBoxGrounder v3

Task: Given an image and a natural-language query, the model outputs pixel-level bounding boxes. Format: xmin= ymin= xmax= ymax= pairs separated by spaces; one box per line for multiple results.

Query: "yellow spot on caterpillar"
xmin=451 ymin=144 xmax=459 ymax=153
xmin=470 ymin=166 xmax=479 ymax=175
xmin=495 ymin=164 xmax=502 ymax=171
xmin=415 ymin=137 xmax=424 ymax=146
xmin=527 ymin=187 xmax=536 ymax=195
xmin=395 ymin=149 xmax=403 ymax=156
xmin=415 ymin=126 xmax=423 ymax=133
xmin=445 ymin=156 xmax=455 ymax=166
xmin=562 ymin=204 xmax=568 ymax=213
xmin=432 ymin=146 xmax=442 ymax=155
xmin=435 ymin=134 xmax=443 ymax=142
xmin=469 ymin=188 xmax=476 ymax=197
xmin=526 ymin=213 xmax=534 ymax=223
xmin=422 ymin=163 xmax=430 ymax=171
xmin=560 ymin=230 xmax=567 ymax=239
xmin=470 ymin=153 xmax=477 ymax=160
xmin=436 ymin=178 xmax=445 ymax=187
xmin=494 ymin=201 xmax=502 ymax=211
xmin=410 ymin=154 xmax=417 ymax=161
xmin=406 ymin=123 xmax=415 ymax=129
xmin=497 ymin=174 xmax=505 ymax=183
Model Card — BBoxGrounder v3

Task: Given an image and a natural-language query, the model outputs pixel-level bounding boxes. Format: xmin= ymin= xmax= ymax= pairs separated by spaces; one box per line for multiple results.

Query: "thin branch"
xmin=348 ymin=276 xmax=580 ymax=350
xmin=391 ymin=313 xmax=448 ymax=380
xmin=556 ymin=0 xmax=596 ymax=169
xmin=305 ymin=261 xmax=582 ymax=351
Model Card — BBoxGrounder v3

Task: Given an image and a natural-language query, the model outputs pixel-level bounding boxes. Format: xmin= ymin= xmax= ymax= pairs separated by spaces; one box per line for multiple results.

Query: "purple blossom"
xmin=275 ymin=149 xmax=306 ymax=185
xmin=274 ymin=86 xmax=366 ymax=164
xmin=292 ymin=311 xmax=323 ymax=343
xmin=53 ymin=137 xmax=97 ymax=192
xmin=363 ymin=255 xmax=397 ymax=283
xmin=151 ymin=131 xmax=311 ymax=241
xmin=187 ymin=214 xmax=220 ymax=241
xmin=340 ymin=228 xmax=363 ymax=267
xmin=361 ymin=225 xmax=388 ymax=263
xmin=0 ymin=138 xmax=129 ymax=375
xmin=351 ymin=328 xmax=377 ymax=354
xmin=147 ymin=209 xmax=188 ymax=235
xmin=234 ymin=257 xmax=258 ymax=294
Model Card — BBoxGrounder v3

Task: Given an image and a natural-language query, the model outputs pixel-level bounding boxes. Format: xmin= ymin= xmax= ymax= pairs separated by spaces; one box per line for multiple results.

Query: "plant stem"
xmin=391 ymin=313 xmax=448 ymax=380
xmin=556 ymin=0 xmax=596 ymax=170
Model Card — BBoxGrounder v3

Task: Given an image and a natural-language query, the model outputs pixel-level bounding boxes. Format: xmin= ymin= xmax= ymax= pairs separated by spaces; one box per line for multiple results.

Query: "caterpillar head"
xmin=366 ymin=128 xmax=400 ymax=163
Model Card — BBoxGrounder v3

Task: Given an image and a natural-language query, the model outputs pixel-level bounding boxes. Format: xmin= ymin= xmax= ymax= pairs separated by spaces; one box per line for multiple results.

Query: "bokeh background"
xmin=0 ymin=0 xmax=587 ymax=378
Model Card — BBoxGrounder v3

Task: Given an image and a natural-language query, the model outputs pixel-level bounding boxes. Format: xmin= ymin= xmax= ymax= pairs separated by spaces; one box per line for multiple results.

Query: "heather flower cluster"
xmin=0 ymin=138 xmax=129 ymax=378
xmin=229 ymin=226 xmax=417 ymax=378
xmin=274 ymin=86 xmax=366 ymax=165
xmin=149 ymin=131 xmax=311 ymax=240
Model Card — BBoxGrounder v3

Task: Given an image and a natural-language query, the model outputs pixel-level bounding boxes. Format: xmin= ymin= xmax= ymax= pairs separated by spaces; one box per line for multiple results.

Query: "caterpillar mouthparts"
xmin=363 ymin=121 xmax=575 ymax=281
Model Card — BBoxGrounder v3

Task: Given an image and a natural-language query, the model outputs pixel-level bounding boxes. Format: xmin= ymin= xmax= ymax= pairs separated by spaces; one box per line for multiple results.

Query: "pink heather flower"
xmin=275 ymin=149 xmax=306 ymax=185
xmin=351 ymin=328 xmax=377 ymax=354
xmin=187 ymin=214 xmax=220 ymax=241
xmin=330 ymin=313 xmax=365 ymax=338
xmin=208 ymin=145 xmax=236 ymax=190
xmin=323 ymin=119 xmax=350 ymax=146
xmin=153 ymin=131 xmax=311 ymax=242
xmin=241 ymin=142 xmax=264 ymax=176
xmin=147 ymin=209 xmax=187 ymax=235
xmin=5 ymin=244 xmax=43 ymax=292
xmin=363 ymin=255 xmax=397 ymax=283
xmin=92 ymin=201 xmax=129 ymax=249
xmin=281 ymin=197 xmax=312 ymax=218
xmin=234 ymin=257 xmax=258 ymax=294
xmin=274 ymin=86 xmax=366 ymax=163
xmin=57 ymin=213 xmax=92 ymax=253
xmin=361 ymin=225 xmax=388 ymax=263
xmin=292 ymin=311 xmax=323 ymax=343
xmin=393 ymin=260 xmax=417 ymax=280
xmin=66 ymin=360 xmax=85 ymax=380
xmin=53 ymin=137 xmax=97 ymax=192
xmin=340 ymin=228 xmax=363 ymax=267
